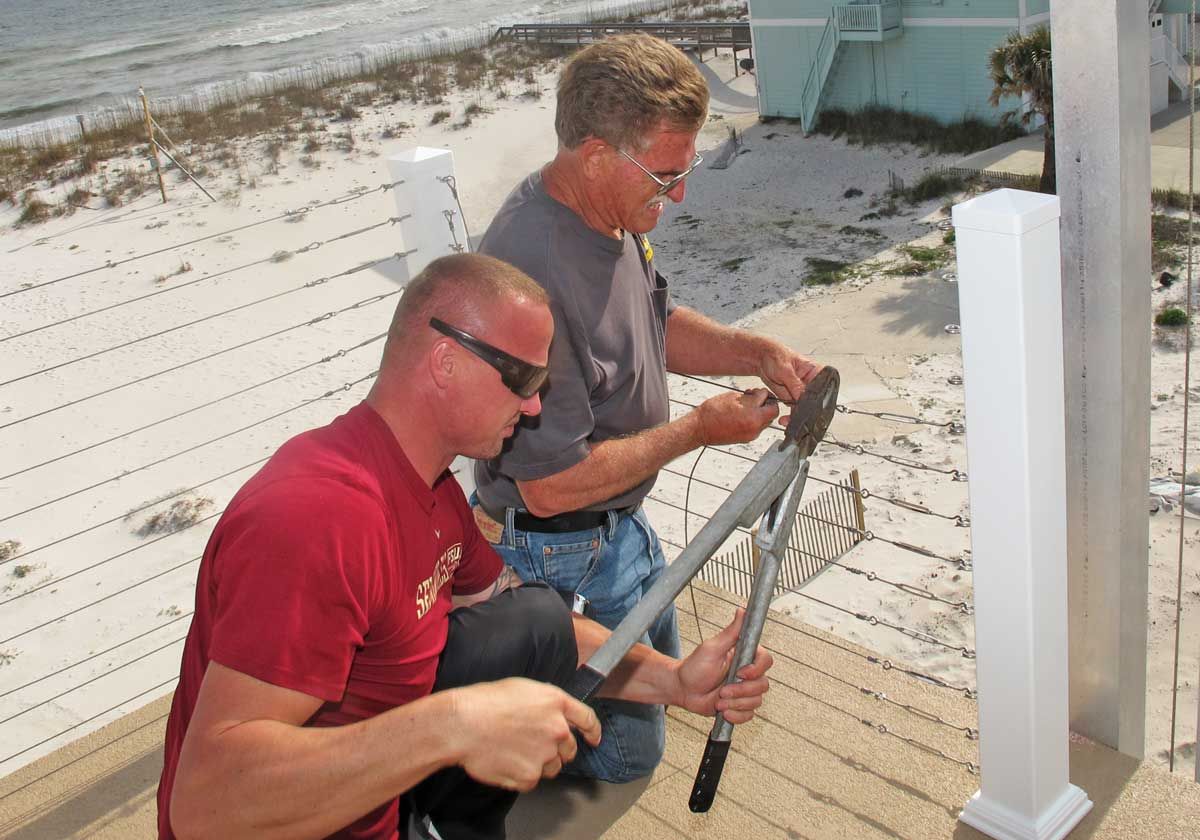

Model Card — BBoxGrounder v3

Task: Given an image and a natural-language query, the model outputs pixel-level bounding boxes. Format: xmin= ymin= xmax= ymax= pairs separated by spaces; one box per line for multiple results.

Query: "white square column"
xmin=387 ymin=147 xmax=470 ymax=280
xmin=952 ymin=189 xmax=1092 ymax=840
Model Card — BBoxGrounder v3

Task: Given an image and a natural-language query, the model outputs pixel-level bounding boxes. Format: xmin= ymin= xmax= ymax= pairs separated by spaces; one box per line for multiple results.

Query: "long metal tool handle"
xmin=565 ymin=443 xmax=801 ymax=702
xmin=688 ymin=461 xmax=810 ymax=812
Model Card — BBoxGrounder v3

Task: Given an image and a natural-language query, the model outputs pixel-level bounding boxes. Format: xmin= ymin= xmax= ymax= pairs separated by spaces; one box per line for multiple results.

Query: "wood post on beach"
xmin=139 ymin=87 xmax=167 ymax=204
xmin=953 ymin=189 xmax=1092 ymax=840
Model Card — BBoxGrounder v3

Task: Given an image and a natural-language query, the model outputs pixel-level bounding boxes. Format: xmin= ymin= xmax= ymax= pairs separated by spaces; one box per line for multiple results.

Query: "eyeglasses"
xmin=429 ymin=318 xmax=549 ymax=399
xmin=615 ymin=148 xmax=703 ymax=197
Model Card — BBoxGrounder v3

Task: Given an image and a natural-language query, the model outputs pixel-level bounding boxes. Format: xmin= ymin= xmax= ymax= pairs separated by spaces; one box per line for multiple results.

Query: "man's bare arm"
xmin=169 ymin=662 xmax=599 ymax=840
xmin=665 ymin=306 xmax=820 ymax=403
xmin=452 ymin=565 xmax=523 ymax=609
xmin=571 ymin=610 xmax=772 ymax=722
xmin=517 ymin=309 xmax=816 ymax=517
xmin=518 ymin=411 xmax=704 ymax=516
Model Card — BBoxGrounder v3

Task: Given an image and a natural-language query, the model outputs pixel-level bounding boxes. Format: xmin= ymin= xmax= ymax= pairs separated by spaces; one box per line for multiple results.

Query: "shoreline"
xmin=0 ymin=0 xmax=745 ymax=148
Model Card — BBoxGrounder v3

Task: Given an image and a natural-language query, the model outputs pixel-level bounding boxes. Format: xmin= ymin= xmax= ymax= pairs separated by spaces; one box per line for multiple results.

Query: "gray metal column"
xmin=1051 ymin=0 xmax=1151 ymax=758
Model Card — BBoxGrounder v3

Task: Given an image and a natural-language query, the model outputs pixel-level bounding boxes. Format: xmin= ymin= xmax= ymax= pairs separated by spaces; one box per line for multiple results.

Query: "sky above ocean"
xmin=0 ymin=0 xmax=660 ymax=132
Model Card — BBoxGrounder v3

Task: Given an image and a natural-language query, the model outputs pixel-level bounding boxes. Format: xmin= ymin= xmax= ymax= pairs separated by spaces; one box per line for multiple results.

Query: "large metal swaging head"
xmin=782 ymin=366 xmax=840 ymax=458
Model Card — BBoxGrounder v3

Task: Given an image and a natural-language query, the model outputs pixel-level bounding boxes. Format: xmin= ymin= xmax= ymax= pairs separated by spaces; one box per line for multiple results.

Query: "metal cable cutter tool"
xmin=565 ymin=366 xmax=840 ymax=812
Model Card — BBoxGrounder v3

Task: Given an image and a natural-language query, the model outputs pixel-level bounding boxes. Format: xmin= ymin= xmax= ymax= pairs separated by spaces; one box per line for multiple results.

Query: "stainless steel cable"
xmin=0 ymin=180 xmax=404 ymax=300
xmin=1 ymin=333 xmax=384 ymax=483
xmin=0 ymin=370 xmax=377 ymax=526
xmin=0 ymin=612 xmax=193 ymax=699
xmin=0 ymin=288 xmax=399 ymax=433
xmin=1 ymin=217 xmax=408 ymax=344
xmin=0 ymin=251 xmax=409 ymax=389
xmin=0 ymin=635 xmax=186 ymax=727
xmin=0 ymin=677 xmax=178 ymax=768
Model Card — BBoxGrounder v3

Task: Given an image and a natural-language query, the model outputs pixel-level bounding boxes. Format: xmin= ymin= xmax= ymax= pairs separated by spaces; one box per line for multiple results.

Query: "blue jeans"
xmin=478 ymin=500 xmax=679 ymax=783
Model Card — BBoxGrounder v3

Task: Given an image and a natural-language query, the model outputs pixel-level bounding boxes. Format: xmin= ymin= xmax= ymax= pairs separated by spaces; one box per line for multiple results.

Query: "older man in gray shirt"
xmin=474 ymin=33 xmax=820 ymax=784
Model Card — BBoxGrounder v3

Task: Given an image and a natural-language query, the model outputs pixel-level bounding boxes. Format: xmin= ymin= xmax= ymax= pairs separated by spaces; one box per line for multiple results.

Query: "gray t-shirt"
xmin=474 ymin=170 xmax=674 ymax=513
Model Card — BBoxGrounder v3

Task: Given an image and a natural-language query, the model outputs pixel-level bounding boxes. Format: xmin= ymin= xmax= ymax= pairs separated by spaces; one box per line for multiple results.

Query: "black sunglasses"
xmin=429 ymin=318 xmax=549 ymax=399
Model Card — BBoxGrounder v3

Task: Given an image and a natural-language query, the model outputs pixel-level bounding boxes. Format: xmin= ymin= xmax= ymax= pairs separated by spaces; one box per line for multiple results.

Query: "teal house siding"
xmin=818 ymin=26 xmax=1014 ymax=124
xmin=750 ymin=1 xmax=1025 ymax=124
xmin=750 ymin=1 xmax=1172 ymax=126
xmin=754 ymin=26 xmax=821 ymax=118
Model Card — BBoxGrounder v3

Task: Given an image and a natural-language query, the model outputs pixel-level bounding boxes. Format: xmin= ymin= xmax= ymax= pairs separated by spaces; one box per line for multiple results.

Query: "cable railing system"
xmin=0 ymin=188 xmax=406 ymax=776
xmin=0 ymin=180 xmax=982 ymax=798
xmin=640 ymin=368 xmax=978 ymax=781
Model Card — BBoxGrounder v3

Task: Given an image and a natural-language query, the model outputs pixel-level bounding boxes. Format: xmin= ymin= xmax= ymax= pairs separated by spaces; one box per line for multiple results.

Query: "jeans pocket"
xmin=535 ymin=534 xmax=602 ymax=593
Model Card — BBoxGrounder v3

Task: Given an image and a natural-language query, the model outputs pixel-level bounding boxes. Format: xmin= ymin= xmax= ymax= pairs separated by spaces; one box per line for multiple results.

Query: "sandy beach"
xmin=1 ymin=41 xmax=1197 ymax=790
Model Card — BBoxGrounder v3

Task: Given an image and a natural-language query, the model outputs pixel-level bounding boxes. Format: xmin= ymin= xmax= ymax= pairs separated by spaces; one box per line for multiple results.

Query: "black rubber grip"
xmin=688 ymin=737 xmax=731 ymax=812
xmin=565 ymin=665 xmax=607 ymax=702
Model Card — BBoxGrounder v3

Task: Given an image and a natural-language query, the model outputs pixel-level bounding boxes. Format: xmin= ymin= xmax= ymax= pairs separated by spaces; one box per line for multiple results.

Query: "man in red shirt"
xmin=158 ymin=253 xmax=773 ymax=840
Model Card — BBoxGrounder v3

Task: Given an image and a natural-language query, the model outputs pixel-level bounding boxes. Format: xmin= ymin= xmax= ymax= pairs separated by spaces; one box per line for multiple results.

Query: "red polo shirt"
xmin=157 ymin=402 xmax=501 ymax=839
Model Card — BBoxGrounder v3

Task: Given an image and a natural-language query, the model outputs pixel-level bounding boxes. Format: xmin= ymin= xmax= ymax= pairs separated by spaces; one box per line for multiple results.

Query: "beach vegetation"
xmin=720 ymin=256 xmax=750 ymax=272
xmin=302 ymin=134 xmax=323 ymax=153
xmin=842 ymin=187 xmax=863 ymax=199
xmin=16 ymin=194 xmax=50 ymax=226
xmin=299 ymin=155 xmax=320 ymax=170
xmin=263 ymin=138 xmax=284 ymax=174
xmin=1152 ymin=214 xmax=1196 ymax=271
xmin=903 ymin=170 xmax=970 ymax=204
xmin=337 ymin=101 xmax=361 ymax=122
xmin=128 ymin=493 xmax=214 ymax=538
xmin=838 ymin=224 xmax=883 ymax=239
xmin=804 ymin=257 xmax=850 ymax=285
xmin=153 ymin=260 xmax=193 ymax=285
xmin=886 ymin=244 xmax=950 ymax=276
xmin=430 ymin=109 xmax=452 ymax=126
xmin=11 ymin=564 xmax=35 ymax=579
xmin=1153 ymin=188 xmax=1200 ymax=211
xmin=813 ymin=106 xmax=1023 ymax=156
xmin=333 ymin=129 xmax=356 ymax=152
xmin=0 ymin=649 xmax=16 ymax=667
xmin=943 ymin=229 xmax=956 ymax=246
xmin=1155 ymin=307 xmax=1189 ymax=327
xmin=380 ymin=121 xmax=411 ymax=140
xmin=989 ymin=25 xmax=1054 ymax=193
xmin=0 ymin=540 xmax=20 ymax=563
xmin=65 ymin=186 xmax=92 ymax=207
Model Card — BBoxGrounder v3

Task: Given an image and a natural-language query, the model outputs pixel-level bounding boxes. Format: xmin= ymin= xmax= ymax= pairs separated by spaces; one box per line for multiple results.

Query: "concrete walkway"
xmin=955 ymin=98 xmax=1200 ymax=192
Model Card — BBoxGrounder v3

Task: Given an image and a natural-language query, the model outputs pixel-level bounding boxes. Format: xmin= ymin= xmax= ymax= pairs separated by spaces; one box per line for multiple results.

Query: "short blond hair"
xmin=386 ymin=253 xmax=547 ymax=354
xmin=555 ymin=33 xmax=709 ymax=151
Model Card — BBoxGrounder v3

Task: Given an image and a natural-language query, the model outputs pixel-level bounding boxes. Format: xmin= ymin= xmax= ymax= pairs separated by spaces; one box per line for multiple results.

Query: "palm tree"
xmin=989 ymin=25 xmax=1055 ymax=194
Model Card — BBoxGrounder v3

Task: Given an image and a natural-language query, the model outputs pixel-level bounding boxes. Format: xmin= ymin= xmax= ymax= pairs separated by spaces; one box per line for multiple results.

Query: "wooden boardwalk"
xmin=492 ymin=21 xmax=753 ymax=68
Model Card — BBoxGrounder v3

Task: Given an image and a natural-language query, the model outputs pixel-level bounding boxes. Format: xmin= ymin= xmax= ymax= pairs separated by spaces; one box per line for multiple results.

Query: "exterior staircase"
xmin=800 ymin=1 xmax=903 ymax=133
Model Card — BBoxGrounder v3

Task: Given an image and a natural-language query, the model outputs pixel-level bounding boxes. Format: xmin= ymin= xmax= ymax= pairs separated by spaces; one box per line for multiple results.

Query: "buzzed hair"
xmin=384 ymin=253 xmax=548 ymax=356
xmin=555 ymin=33 xmax=709 ymax=151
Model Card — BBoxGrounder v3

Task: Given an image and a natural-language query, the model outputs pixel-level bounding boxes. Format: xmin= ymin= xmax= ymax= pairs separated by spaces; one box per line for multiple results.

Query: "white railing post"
xmin=387 ymin=147 xmax=470 ymax=280
xmin=952 ymin=189 xmax=1094 ymax=840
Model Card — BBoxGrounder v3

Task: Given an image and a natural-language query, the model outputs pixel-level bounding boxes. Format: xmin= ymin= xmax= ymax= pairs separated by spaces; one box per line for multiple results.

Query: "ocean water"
xmin=0 ymin=0 xmax=675 ymax=135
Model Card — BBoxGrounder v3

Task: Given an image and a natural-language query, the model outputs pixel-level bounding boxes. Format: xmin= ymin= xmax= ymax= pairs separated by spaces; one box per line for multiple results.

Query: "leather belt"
xmin=510 ymin=504 xmax=639 ymax=534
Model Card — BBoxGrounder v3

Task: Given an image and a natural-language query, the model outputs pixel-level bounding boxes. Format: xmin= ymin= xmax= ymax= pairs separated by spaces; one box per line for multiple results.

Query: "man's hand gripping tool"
xmin=563 ymin=367 xmax=841 ymax=812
